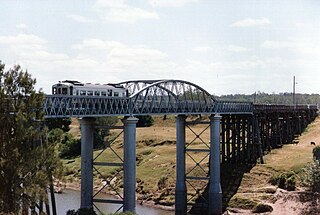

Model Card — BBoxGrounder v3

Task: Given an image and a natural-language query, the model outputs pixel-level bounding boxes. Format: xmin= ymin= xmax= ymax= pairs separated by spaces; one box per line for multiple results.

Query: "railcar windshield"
xmin=62 ymin=88 xmax=68 ymax=95
xmin=52 ymin=84 xmax=69 ymax=95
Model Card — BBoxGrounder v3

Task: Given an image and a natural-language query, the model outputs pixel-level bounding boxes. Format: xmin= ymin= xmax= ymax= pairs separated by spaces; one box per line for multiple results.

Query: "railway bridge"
xmin=44 ymin=80 xmax=318 ymax=215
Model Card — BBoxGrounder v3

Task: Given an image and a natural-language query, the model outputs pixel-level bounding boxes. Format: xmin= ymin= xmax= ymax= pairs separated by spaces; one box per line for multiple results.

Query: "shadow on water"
xmin=189 ymin=163 xmax=255 ymax=214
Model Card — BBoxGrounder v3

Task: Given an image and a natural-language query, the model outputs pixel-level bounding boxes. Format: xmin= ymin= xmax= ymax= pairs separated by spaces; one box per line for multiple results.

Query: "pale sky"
xmin=1 ymin=0 xmax=320 ymax=95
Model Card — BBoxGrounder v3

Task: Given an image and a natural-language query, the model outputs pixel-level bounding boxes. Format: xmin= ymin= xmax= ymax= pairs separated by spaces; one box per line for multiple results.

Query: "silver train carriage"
xmin=52 ymin=80 xmax=128 ymax=97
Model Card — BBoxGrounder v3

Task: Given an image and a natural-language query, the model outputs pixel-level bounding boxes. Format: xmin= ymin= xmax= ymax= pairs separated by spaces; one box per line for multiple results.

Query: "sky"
xmin=1 ymin=0 xmax=320 ymax=96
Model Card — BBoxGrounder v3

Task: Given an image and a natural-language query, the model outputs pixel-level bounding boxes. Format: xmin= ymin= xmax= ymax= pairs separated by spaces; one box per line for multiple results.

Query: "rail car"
xmin=52 ymin=80 xmax=128 ymax=97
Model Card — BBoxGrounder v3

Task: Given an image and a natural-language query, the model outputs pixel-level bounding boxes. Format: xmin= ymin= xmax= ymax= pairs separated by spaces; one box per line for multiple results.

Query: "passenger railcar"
xmin=52 ymin=80 xmax=127 ymax=97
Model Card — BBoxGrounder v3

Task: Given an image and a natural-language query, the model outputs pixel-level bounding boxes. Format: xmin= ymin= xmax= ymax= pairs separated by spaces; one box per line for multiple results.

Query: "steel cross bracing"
xmin=92 ymin=125 xmax=125 ymax=213
xmin=44 ymin=80 xmax=256 ymax=118
xmin=184 ymin=120 xmax=211 ymax=208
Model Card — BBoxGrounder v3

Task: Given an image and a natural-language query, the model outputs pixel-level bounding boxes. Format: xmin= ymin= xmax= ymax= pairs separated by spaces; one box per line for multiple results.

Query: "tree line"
xmin=0 ymin=62 xmax=63 ymax=214
xmin=217 ymin=92 xmax=320 ymax=105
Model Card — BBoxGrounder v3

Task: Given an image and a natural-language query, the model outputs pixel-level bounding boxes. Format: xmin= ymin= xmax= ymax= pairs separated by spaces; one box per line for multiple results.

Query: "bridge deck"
xmin=43 ymin=95 xmax=317 ymax=118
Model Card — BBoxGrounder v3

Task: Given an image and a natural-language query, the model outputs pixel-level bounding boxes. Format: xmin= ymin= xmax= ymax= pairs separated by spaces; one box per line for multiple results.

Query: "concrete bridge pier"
xmin=123 ymin=116 xmax=139 ymax=213
xmin=80 ymin=117 xmax=95 ymax=209
xmin=175 ymin=115 xmax=187 ymax=215
xmin=209 ymin=114 xmax=222 ymax=215
xmin=80 ymin=116 xmax=139 ymax=212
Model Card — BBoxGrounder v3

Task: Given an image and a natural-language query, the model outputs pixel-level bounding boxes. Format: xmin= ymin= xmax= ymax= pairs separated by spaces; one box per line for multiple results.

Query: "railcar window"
xmin=114 ymin=92 xmax=119 ymax=97
xmin=80 ymin=90 xmax=86 ymax=96
xmin=94 ymin=91 xmax=100 ymax=96
xmin=52 ymin=87 xmax=57 ymax=94
xmin=101 ymin=91 xmax=107 ymax=96
xmin=87 ymin=91 xmax=93 ymax=96
xmin=62 ymin=88 xmax=68 ymax=95
xmin=58 ymin=88 xmax=62 ymax=94
xmin=108 ymin=90 xmax=112 ymax=96
xmin=75 ymin=90 xmax=79 ymax=96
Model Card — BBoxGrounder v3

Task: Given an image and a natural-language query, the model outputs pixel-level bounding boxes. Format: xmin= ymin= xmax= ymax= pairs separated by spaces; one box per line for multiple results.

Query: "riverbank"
xmin=61 ymin=116 xmax=320 ymax=214
xmin=223 ymin=116 xmax=320 ymax=214
xmin=57 ymin=174 xmax=175 ymax=212
xmin=62 ymin=115 xmax=209 ymax=210
xmin=53 ymin=189 xmax=174 ymax=215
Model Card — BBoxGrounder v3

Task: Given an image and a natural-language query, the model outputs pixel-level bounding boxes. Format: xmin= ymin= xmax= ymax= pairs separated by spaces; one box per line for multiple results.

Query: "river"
xmin=53 ymin=189 xmax=174 ymax=215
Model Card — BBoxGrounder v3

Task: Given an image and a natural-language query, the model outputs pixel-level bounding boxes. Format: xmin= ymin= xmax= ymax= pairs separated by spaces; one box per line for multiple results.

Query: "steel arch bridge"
xmin=42 ymin=79 xmax=318 ymax=215
xmin=44 ymin=79 xmax=254 ymax=118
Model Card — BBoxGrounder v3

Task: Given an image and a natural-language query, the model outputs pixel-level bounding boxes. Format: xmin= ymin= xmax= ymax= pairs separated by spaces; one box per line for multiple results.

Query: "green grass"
xmin=228 ymin=195 xmax=258 ymax=209
xmin=62 ymin=115 xmax=320 ymax=210
xmin=62 ymin=116 xmax=213 ymax=205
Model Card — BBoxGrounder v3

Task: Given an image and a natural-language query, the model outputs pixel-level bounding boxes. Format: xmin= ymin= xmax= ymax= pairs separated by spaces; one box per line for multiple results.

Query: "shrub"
xmin=286 ymin=176 xmax=296 ymax=191
xmin=47 ymin=128 xmax=64 ymax=144
xmin=278 ymin=174 xmax=287 ymax=189
xmin=313 ymin=146 xmax=320 ymax=161
xmin=59 ymin=134 xmax=81 ymax=158
xmin=66 ymin=208 xmax=97 ymax=215
xmin=302 ymin=160 xmax=320 ymax=192
xmin=136 ymin=115 xmax=154 ymax=127
xmin=94 ymin=130 xmax=105 ymax=149
xmin=269 ymin=173 xmax=295 ymax=191
xmin=45 ymin=118 xmax=71 ymax=132
xmin=229 ymin=196 xmax=258 ymax=209
xmin=94 ymin=116 xmax=119 ymax=149
xmin=157 ymin=176 xmax=168 ymax=189
xmin=252 ymin=203 xmax=273 ymax=213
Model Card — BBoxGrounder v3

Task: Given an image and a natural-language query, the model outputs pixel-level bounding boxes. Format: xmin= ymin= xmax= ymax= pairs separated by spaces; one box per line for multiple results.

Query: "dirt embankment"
xmin=63 ymin=116 xmax=320 ymax=214
xmin=225 ymin=117 xmax=320 ymax=214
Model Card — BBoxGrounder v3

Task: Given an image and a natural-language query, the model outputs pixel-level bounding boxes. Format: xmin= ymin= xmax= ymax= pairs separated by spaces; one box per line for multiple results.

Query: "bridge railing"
xmin=254 ymin=104 xmax=318 ymax=113
xmin=43 ymin=95 xmax=318 ymax=118
xmin=44 ymin=95 xmax=131 ymax=118
xmin=215 ymin=101 xmax=253 ymax=114
xmin=43 ymin=95 xmax=217 ymax=117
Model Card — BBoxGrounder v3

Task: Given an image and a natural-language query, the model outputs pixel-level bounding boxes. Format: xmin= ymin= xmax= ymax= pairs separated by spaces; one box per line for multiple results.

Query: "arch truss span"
xmin=118 ymin=80 xmax=216 ymax=115
xmin=43 ymin=79 xmax=255 ymax=118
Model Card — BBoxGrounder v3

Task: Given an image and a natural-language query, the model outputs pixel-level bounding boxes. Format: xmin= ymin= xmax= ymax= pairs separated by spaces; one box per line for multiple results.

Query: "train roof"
xmin=62 ymin=80 xmax=84 ymax=86
xmin=55 ymin=80 xmax=125 ymax=89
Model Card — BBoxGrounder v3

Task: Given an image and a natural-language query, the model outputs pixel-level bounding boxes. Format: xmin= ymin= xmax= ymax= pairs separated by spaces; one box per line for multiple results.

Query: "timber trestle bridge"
xmin=44 ymin=80 xmax=318 ymax=215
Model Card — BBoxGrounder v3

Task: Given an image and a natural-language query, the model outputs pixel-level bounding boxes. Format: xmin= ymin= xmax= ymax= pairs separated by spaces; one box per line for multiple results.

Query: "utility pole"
xmin=293 ymin=76 xmax=296 ymax=105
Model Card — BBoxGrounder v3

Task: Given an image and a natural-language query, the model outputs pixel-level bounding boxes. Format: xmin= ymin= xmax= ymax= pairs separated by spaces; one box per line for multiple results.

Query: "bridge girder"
xmin=43 ymin=79 xmax=317 ymax=118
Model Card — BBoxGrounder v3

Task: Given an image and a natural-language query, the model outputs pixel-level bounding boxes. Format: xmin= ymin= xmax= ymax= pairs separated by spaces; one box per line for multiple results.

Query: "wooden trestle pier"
xmin=220 ymin=104 xmax=318 ymax=164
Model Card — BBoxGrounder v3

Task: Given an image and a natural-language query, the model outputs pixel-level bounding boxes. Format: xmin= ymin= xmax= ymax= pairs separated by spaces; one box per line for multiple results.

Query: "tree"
xmin=136 ymin=115 xmax=154 ymax=127
xmin=94 ymin=116 xmax=119 ymax=149
xmin=57 ymin=116 xmax=119 ymax=158
xmin=302 ymin=160 xmax=320 ymax=192
xmin=45 ymin=117 xmax=72 ymax=132
xmin=0 ymin=62 xmax=62 ymax=213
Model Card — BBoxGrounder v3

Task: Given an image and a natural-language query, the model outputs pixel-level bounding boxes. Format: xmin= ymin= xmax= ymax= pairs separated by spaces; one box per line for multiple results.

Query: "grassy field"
xmin=225 ymin=117 xmax=320 ymax=213
xmin=63 ymin=115 xmax=212 ymax=206
xmin=62 ymin=115 xmax=320 ymax=211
